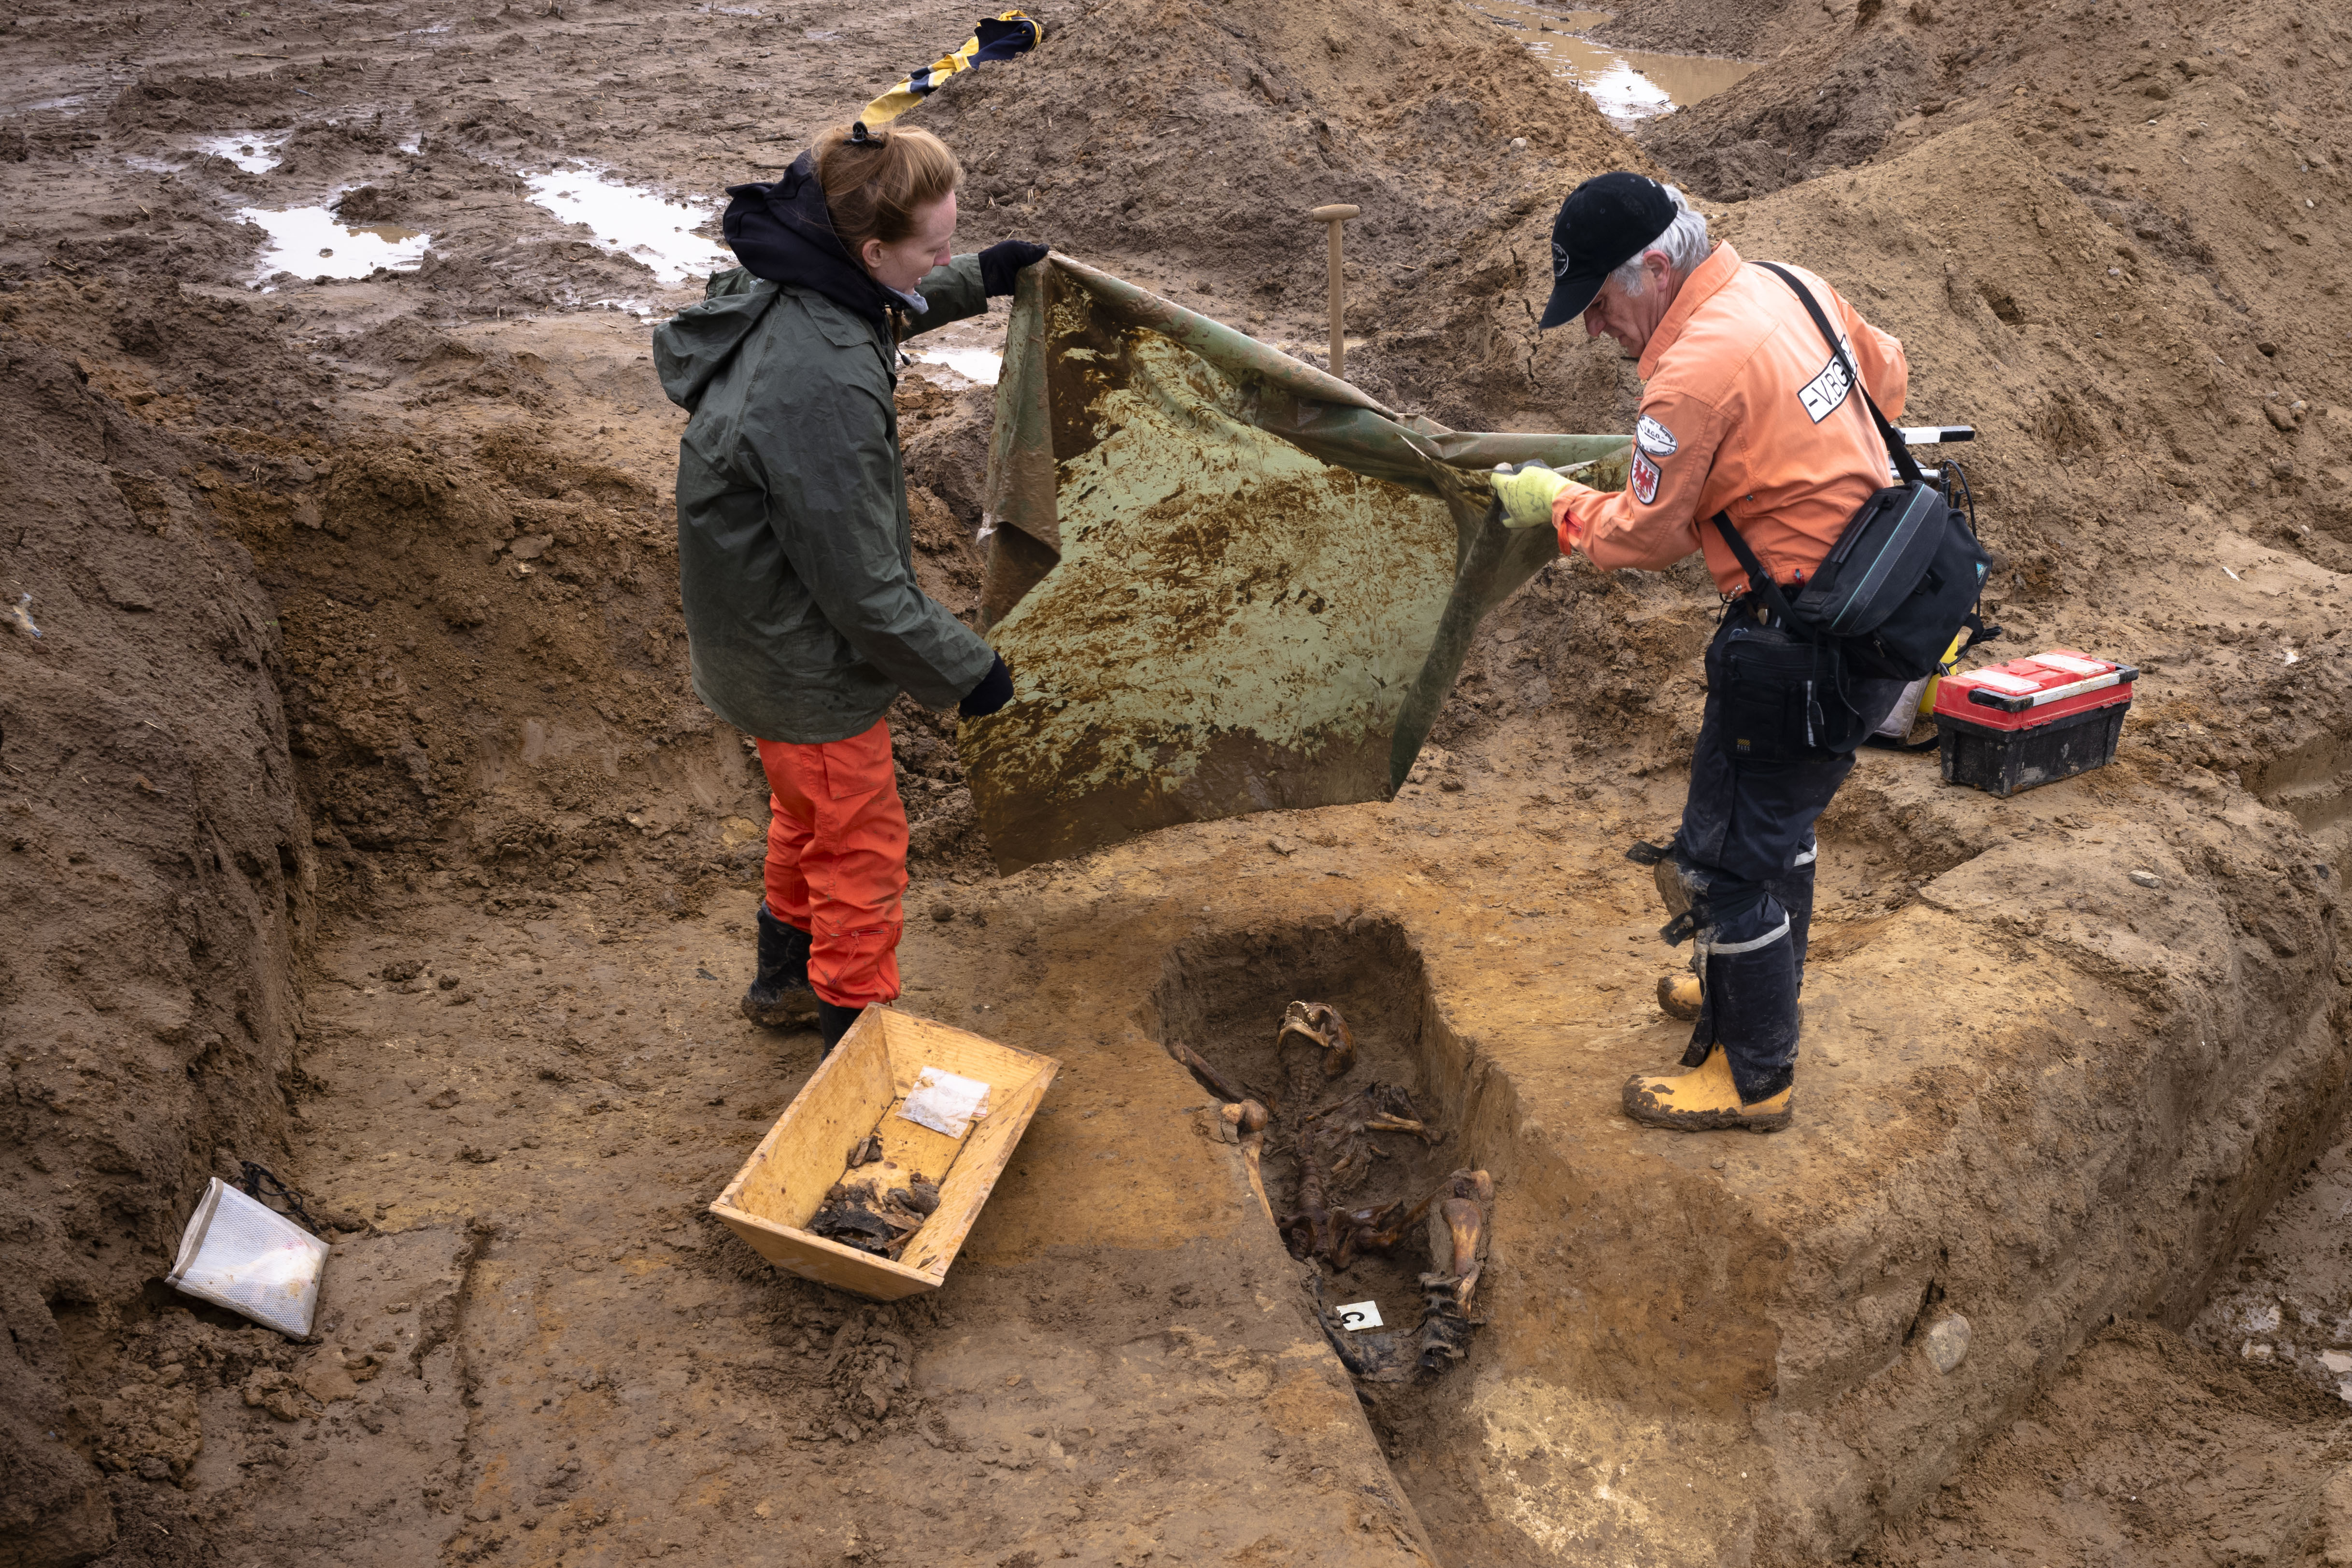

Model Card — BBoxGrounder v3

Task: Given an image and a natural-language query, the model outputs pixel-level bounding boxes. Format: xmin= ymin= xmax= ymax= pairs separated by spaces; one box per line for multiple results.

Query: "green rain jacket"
xmin=652 ymin=257 xmax=995 ymax=744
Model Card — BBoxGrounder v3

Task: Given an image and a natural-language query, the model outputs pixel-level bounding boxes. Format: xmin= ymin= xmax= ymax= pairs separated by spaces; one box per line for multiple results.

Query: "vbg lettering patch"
xmin=1798 ymin=342 xmax=1855 ymax=423
xmin=1635 ymin=414 xmax=1678 ymax=456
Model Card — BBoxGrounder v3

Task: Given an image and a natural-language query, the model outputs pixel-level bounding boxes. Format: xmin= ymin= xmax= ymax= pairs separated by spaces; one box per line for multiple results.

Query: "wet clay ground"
xmin=119 ymin=706 xmax=2342 ymax=1567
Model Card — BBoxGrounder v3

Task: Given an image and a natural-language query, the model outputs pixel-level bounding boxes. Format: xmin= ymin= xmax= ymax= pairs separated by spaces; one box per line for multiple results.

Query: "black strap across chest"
xmin=1709 ymin=262 xmax=1923 ymax=607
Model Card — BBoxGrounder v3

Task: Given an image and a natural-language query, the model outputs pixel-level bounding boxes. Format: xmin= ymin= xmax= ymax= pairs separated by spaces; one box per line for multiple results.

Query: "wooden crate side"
xmin=708 ymin=1205 xmax=938 ymax=1301
xmin=899 ymin=1060 xmax=1059 ymax=1278
xmin=718 ymin=1012 xmax=895 ymax=1232
xmin=879 ymin=1011 xmax=1057 ymax=1100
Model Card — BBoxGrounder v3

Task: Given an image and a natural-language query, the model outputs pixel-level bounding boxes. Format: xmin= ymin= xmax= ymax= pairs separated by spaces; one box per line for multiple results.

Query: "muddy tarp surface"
xmin=963 ymin=255 xmax=1630 ymax=871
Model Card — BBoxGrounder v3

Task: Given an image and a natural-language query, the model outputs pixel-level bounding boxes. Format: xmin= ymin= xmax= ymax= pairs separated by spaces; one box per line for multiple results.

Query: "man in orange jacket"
xmin=1493 ymin=172 xmax=1911 ymax=1133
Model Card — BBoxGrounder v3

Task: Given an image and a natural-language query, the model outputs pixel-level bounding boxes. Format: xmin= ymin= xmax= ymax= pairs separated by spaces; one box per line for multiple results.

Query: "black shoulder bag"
xmin=1710 ymin=263 xmax=1992 ymax=687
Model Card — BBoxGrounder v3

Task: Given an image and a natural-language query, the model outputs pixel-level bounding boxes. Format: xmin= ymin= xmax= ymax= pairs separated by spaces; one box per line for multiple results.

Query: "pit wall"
xmin=0 ymin=332 xmax=315 ymax=1565
xmin=1142 ymin=779 xmax=2348 ymax=1564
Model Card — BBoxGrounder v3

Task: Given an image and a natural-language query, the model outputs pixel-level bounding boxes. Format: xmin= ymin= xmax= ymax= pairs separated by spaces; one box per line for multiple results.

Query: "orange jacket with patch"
xmin=1554 ymin=240 xmax=1909 ymax=597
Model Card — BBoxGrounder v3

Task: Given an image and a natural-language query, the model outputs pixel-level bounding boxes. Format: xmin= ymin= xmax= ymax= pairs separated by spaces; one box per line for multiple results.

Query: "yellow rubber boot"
xmin=1657 ymin=972 xmax=1702 ymax=1021
xmin=1621 ymin=1045 xmax=1794 ymax=1133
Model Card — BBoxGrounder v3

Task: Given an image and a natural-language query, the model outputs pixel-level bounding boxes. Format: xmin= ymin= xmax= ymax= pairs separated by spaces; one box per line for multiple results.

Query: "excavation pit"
xmin=1152 ymin=920 xmax=1493 ymax=1384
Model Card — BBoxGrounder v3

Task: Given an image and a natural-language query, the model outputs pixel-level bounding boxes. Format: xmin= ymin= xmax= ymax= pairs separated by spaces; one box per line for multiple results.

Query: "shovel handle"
xmin=1308 ymin=205 xmax=1360 ymax=379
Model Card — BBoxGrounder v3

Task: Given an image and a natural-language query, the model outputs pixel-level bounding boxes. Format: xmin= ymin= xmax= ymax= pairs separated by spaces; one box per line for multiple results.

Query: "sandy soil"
xmin=5 ymin=0 xmax=2352 ymax=1561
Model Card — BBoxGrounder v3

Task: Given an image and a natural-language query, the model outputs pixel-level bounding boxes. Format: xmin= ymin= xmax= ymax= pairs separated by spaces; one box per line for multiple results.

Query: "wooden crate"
xmin=708 ymin=1007 xmax=1060 ymax=1300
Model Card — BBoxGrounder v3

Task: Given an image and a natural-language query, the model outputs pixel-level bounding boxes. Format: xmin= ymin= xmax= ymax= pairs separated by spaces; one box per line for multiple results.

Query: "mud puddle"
xmin=915 ymin=345 xmax=1003 ymax=384
xmin=522 ymin=166 xmax=730 ymax=286
xmin=1463 ymin=1 xmax=1757 ymax=122
xmin=909 ymin=311 xmax=1009 ymax=386
xmin=198 ymin=133 xmax=286 ymax=174
xmin=241 ymin=204 xmax=430 ymax=283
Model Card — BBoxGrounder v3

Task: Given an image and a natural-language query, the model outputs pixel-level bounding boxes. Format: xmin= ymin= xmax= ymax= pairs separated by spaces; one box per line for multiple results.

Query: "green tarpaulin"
xmin=963 ymin=255 xmax=1630 ymax=872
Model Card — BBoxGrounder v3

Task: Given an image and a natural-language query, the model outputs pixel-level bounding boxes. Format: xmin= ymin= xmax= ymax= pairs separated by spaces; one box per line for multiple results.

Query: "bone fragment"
xmin=1223 ymin=1099 xmax=1274 ymax=1223
xmin=1431 ymin=1198 xmax=1483 ymax=1281
xmin=1361 ymin=1111 xmax=1431 ymax=1139
xmin=1165 ymin=1037 xmax=1251 ymax=1104
xmin=1412 ymin=1171 xmax=1493 ymax=1375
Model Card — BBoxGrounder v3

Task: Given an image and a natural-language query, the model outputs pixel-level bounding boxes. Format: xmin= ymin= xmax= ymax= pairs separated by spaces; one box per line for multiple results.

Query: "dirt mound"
xmin=1587 ymin=0 xmax=1805 ymax=57
xmin=917 ymin=0 xmax=1658 ymax=426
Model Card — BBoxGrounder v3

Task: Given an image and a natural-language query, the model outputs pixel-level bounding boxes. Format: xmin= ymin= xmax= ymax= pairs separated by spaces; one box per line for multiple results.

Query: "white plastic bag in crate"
xmin=166 ymin=1178 xmax=328 ymax=1338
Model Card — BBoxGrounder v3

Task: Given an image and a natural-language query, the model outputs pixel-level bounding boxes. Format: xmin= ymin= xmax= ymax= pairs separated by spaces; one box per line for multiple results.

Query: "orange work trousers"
xmin=754 ymin=718 xmax=907 ymax=1010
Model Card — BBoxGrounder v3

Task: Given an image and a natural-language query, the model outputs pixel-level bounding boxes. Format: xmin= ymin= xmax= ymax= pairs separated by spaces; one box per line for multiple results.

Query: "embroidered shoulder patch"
xmin=1635 ymin=414 xmax=1678 ymax=456
xmin=1630 ymin=450 xmax=1661 ymax=505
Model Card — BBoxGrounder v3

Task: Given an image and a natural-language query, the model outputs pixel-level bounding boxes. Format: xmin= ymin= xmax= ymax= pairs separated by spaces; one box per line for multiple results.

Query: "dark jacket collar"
xmin=721 ymin=151 xmax=894 ymax=329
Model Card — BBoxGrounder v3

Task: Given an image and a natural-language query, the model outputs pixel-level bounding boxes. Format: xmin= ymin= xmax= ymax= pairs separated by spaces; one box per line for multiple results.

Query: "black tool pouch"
xmin=1715 ymin=622 xmax=1862 ymax=762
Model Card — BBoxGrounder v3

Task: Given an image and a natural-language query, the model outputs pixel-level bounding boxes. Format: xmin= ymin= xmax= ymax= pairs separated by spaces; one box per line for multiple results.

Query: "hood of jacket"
xmin=651 ymin=266 xmax=779 ymax=412
xmin=720 ymin=150 xmax=894 ymax=329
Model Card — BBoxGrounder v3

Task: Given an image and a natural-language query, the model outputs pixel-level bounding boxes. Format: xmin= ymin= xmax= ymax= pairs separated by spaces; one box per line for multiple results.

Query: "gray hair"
xmin=1609 ymin=184 xmax=1710 ymax=297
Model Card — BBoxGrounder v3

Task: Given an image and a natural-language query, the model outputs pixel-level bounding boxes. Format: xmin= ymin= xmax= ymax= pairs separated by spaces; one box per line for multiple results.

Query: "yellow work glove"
xmin=1491 ymin=462 xmax=1573 ymax=529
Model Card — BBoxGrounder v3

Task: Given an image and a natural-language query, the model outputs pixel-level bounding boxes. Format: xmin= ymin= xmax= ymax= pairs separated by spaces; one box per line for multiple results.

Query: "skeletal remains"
xmin=1170 ymin=1000 xmax=1493 ymax=1380
xmin=808 ymin=1138 xmax=942 ymax=1260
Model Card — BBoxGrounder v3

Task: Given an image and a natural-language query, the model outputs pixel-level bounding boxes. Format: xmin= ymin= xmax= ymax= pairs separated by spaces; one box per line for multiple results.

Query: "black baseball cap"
xmin=1538 ymin=172 xmax=1678 ymax=329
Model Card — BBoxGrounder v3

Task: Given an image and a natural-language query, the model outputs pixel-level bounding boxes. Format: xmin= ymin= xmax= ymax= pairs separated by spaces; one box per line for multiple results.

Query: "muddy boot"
xmin=1620 ymin=1045 xmax=1794 ymax=1132
xmin=740 ymin=904 xmax=818 ymax=1027
xmin=817 ymin=1001 xmax=864 ymax=1053
xmin=1657 ymin=970 xmax=1702 ymax=1020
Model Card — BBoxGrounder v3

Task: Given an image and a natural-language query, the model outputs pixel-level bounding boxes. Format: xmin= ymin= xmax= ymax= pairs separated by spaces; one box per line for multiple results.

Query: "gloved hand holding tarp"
xmin=962 ymin=254 xmax=1630 ymax=872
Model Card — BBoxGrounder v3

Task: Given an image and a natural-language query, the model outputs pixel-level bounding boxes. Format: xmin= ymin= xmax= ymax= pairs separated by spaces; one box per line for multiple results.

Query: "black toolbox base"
xmin=1936 ymin=700 xmax=2127 ymax=797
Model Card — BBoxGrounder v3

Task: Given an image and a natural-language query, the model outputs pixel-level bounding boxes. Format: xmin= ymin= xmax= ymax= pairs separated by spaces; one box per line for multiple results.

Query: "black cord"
xmin=1941 ymin=458 xmax=2001 ymax=651
xmin=1944 ymin=457 xmax=1979 ymax=537
xmin=240 ymin=1161 xmax=323 ymax=1234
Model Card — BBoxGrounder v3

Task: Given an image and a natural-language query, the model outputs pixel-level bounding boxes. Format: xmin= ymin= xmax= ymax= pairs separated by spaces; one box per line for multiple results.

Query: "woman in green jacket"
xmin=653 ymin=121 xmax=1043 ymax=1051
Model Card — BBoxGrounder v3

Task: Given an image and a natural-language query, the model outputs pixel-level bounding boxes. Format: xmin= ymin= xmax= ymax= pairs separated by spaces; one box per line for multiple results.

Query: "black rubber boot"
xmin=817 ymin=1001 xmax=864 ymax=1053
xmin=740 ymin=904 xmax=818 ymax=1027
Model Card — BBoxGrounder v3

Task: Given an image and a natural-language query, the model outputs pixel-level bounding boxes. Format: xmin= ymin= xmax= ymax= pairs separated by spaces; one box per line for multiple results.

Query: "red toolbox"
xmin=1931 ymin=649 xmax=2137 ymax=797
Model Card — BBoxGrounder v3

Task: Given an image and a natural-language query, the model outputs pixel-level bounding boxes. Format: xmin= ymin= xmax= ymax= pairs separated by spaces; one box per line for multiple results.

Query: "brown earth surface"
xmin=4 ymin=0 xmax=2352 ymax=1562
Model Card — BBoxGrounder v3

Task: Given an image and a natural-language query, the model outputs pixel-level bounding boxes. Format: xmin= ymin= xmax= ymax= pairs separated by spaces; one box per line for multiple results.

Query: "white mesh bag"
xmin=166 ymin=1178 xmax=328 ymax=1338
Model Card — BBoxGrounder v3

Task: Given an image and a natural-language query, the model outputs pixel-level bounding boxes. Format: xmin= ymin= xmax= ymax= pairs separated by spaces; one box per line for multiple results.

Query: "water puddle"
xmin=240 ymin=204 xmax=430 ymax=284
xmin=1464 ymin=2 xmax=1756 ymax=124
xmin=197 ymin=133 xmax=287 ymax=173
xmin=523 ymin=167 xmax=730 ymax=286
xmin=914 ymin=347 xmax=1002 ymax=385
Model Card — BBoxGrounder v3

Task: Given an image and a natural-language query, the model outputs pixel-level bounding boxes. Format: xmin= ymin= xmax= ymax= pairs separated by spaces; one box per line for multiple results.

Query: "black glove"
xmin=978 ymin=240 xmax=1048 ymax=298
xmin=958 ymin=653 xmax=1014 ymax=719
